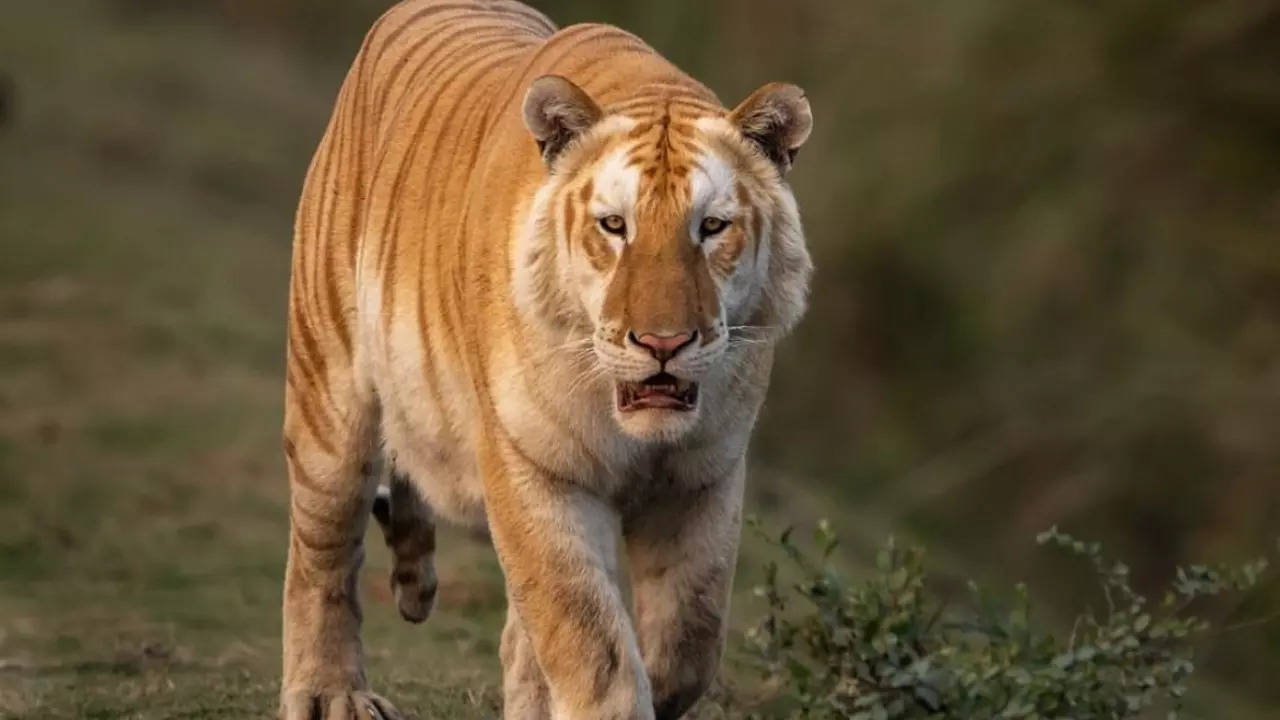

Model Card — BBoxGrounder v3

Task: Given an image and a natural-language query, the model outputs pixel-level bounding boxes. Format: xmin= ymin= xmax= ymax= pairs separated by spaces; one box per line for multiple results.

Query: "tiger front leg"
xmin=279 ymin=402 xmax=403 ymax=720
xmin=625 ymin=462 xmax=744 ymax=720
xmin=499 ymin=608 xmax=551 ymax=719
xmin=483 ymin=443 xmax=654 ymax=720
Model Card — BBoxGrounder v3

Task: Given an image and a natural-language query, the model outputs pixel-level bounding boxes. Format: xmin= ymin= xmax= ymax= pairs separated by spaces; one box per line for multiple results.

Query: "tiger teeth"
xmin=615 ymin=374 xmax=699 ymax=412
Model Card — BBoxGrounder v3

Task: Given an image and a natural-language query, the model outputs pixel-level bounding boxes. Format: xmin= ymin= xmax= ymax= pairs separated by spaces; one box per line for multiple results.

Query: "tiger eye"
xmin=699 ymin=216 xmax=729 ymax=238
xmin=599 ymin=215 xmax=627 ymax=235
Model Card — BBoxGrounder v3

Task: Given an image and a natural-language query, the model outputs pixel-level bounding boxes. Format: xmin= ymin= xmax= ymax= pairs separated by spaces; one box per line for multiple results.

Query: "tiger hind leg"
xmin=371 ymin=470 xmax=438 ymax=623
xmin=280 ymin=392 xmax=405 ymax=720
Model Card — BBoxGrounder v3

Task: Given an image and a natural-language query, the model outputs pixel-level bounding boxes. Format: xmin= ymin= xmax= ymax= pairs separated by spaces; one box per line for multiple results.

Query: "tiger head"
xmin=515 ymin=75 xmax=813 ymax=441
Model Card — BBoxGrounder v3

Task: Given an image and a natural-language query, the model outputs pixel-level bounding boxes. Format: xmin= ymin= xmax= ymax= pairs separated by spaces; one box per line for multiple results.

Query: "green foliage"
xmin=741 ymin=520 xmax=1270 ymax=719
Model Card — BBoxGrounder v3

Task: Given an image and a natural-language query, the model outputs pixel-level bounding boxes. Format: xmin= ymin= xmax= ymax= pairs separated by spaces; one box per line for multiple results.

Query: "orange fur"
xmin=280 ymin=2 xmax=812 ymax=718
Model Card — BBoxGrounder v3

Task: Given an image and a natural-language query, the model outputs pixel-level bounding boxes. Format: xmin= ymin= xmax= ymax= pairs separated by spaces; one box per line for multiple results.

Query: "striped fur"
xmin=280 ymin=2 xmax=812 ymax=719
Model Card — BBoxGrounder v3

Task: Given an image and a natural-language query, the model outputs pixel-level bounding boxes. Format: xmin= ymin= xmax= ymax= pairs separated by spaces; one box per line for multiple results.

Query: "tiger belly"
xmin=361 ymin=284 xmax=487 ymax=530
xmin=381 ymin=405 xmax=487 ymax=530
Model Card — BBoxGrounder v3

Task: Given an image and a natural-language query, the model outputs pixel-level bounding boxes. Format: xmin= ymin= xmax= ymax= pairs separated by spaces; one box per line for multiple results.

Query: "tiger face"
xmin=517 ymin=76 xmax=813 ymax=441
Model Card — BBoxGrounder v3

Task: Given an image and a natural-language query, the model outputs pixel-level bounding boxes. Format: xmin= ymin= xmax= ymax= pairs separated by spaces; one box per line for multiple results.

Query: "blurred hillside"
xmin=1 ymin=0 xmax=1277 ymax=716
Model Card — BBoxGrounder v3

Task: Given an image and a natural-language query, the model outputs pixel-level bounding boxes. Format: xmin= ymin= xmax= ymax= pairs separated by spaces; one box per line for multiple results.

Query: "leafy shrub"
xmin=737 ymin=520 xmax=1270 ymax=719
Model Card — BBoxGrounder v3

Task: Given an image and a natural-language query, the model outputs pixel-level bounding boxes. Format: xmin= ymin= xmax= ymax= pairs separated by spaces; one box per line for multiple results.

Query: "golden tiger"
xmin=280 ymin=1 xmax=813 ymax=718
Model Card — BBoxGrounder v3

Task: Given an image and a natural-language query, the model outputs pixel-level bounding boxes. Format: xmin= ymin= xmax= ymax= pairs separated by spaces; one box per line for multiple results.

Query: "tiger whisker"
xmin=564 ymin=362 xmax=610 ymax=398
xmin=497 ymin=337 xmax=595 ymax=383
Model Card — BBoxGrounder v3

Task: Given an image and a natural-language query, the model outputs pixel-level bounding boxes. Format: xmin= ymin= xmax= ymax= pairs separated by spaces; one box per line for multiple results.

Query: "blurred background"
xmin=1 ymin=0 xmax=1277 ymax=717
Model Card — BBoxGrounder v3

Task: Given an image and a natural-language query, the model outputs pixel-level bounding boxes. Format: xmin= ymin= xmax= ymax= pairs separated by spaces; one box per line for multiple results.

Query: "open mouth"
xmin=616 ymin=372 xmax=699 ymax=412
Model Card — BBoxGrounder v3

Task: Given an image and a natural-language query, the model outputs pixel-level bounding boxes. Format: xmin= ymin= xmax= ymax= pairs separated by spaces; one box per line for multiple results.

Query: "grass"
xmin=0 ymin=1 xmax=1275 ymax=717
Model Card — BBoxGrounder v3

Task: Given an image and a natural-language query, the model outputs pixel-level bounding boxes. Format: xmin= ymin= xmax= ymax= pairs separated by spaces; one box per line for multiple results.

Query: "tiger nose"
xmin=627 ymin=330 xmax=697 ymax=362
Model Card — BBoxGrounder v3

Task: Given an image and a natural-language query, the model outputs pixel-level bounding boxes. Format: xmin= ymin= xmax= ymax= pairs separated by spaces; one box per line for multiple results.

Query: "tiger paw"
xmin=391 ymin=562 xmax=438 ymax=623
xmin=280 ymin=689 xmax=405 ymax=720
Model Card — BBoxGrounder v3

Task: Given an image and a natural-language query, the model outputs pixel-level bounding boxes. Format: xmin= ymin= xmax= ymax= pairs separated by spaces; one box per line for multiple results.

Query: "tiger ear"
xmin=523 ymin=75 xmax=603 ymax=166
xmin=729 ymin=82 xmax=812 ymax=175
